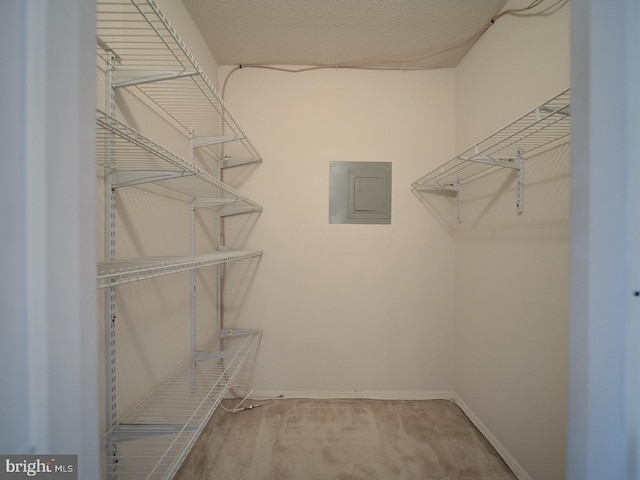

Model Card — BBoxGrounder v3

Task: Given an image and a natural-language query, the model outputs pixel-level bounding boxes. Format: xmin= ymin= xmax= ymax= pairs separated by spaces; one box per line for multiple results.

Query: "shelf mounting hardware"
xmin=111 ymin=170 xmax=194 ymax=188
xmin=192 ymin=136 xmax=244 ymax=148
xmin=220 ymin=158 xmax=262 ymax=169
xmin=191 ymin=197 xmax=236 ymax=209
xmin=515 ymin=154 xmax=524 ymax=215
xmin=112 ymin=70 xmax=197 ymax=88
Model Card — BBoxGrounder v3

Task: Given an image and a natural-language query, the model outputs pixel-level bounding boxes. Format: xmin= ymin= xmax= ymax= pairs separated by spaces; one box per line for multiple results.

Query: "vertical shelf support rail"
xmin=189 ymin=134 xmax=198 ymax=363
xmin=516 ymin=153 xmax=524 ymax=215
xmin=104 ymin=51 xmax=118 ymax=480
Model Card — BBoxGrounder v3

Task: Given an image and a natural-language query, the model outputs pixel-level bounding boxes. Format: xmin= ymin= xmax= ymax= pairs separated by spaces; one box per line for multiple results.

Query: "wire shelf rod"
xmin=97 ymin=251 xmax=263 ymax=288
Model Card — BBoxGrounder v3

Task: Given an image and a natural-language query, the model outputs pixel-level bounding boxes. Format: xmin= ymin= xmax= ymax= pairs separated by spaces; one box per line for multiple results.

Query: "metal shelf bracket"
xmin=458 ymin=155 xmax=522 ymax=170
xmin=415 ymin=181 xmax=460 ymax=192
xmin=191 ymin=197 xmax=236 ymax=209
xmin=457 ymin=182 xmax=463 ymax=223
xmin=110 ymin=423 xmax=197 ymax=443
xmin=192 ymin=136 xmax=243 ymax=148
xmin=112 ymin=69 xmax=197 ymax=88
xmin=111 ymin=170 xmax=194 ymax=188
xmin=220 ymin=158 xmax=262 ymax=169
xmin=516 ymin=155 xmax=525 ymax=215
xmin=219 ymin=204 xmax=262 ymax=217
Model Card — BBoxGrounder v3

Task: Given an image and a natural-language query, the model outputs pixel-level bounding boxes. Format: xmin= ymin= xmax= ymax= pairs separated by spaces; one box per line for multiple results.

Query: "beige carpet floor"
xmin=176 ymin=398 xmax=518 ymax=480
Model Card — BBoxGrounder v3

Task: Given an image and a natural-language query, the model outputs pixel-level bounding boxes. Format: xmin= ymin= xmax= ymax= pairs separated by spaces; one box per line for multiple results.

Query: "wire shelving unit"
xmin=96 ymin=0 xmax=261 ymax=167
xmin=101 ymin=329 xmax=262 ymax=479
xmin=96 ymin=1 xmax=264 ymax=479
xmin=411 ymin=89 xmax=570 ymax=221
xmin=96 ymin=111 xmax=262 ymax=213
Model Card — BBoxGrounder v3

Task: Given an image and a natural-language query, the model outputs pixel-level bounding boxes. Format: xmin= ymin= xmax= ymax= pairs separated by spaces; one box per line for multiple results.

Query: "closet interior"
xmin=94 ymin=1 xmax=571 ymax=479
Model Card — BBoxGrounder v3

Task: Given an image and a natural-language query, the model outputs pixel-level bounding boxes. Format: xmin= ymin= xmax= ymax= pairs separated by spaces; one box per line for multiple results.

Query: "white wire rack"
xmin=102 ymin=328 xmax=262 ymax=479
xmin=96 ymin=0 xmax=261 ymax=167
xmin=97 ymin=2 xmax=265 ymax=478
xmin=411 ymin=89 xmax=570 ymax=219
xmin=96 ymin=111 xmax=262 ymax=212
xmin=98 ymin=251 xmax=262 ymax=288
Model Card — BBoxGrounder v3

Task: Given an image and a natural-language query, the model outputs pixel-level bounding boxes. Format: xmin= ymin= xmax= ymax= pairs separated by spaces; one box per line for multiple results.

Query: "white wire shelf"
xmin=412 ymin=89 xmax=570 ymax=196
xmin=96 ymin=0 xmax=261 ymax=166
xmin=98 ymin=251 xmax=262 ymax=288
xmin=96 ymin=111 xmax=262 ymax=213
xmin=102 ymin=328 xmax=262 ymax=479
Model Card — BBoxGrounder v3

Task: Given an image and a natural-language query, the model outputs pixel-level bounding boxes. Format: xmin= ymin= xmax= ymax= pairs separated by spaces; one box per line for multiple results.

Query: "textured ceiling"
xmin=181 ymin=0 xmax=509 ymax=69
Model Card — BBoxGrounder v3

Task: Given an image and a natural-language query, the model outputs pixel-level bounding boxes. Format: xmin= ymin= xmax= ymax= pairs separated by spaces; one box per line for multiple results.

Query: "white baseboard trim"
xmin=452 ymin=393 xmax=532 ymax=480
xmin=251 ymin=390 xmax=456 ymax=401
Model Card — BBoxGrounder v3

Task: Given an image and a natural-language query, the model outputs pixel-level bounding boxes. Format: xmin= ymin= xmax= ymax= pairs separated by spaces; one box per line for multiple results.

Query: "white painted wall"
xmin=454 ymin=1 xmax=570 ymax=479
xmin=219 ymin=66 xmax=457 ymax=396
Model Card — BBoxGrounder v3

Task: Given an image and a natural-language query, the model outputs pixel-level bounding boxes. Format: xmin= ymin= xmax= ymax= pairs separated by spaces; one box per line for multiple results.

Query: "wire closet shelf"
xmin=98 ymin=251 xmax=262 ymax=289
xmin=96 ymin=111 xmax=263 ymax=215
xmin=96 ymin=0 xmax=262 ymax=167
xmin=411 ymin=89 xmax=571 ymax=193
xmin=102 ymin=329 xmax=262 ymax=479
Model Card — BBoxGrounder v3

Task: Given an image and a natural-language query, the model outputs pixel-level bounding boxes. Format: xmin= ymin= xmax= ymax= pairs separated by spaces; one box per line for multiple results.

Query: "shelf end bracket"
xmin=457 ymin=180 xmax=463 ymax=223
xmin=515 ymin=155 xmax=524 ymax=215
xmin=112 ymin=70 xmax=197 ymax=88
xmin=111 ymin=170 xmax=193 ymax=188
